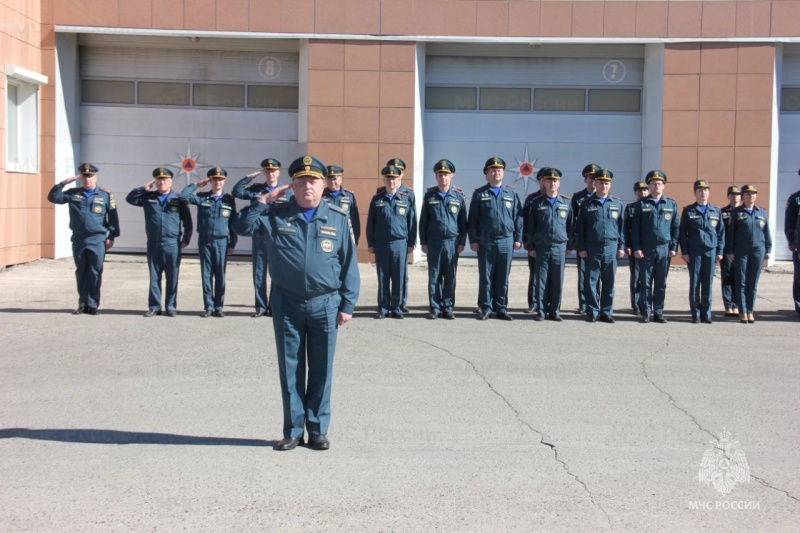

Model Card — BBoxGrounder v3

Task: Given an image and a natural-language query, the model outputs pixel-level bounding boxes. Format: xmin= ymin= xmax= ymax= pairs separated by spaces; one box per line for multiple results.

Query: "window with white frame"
xmin=6 ymin=66 xmax=48 ymax=173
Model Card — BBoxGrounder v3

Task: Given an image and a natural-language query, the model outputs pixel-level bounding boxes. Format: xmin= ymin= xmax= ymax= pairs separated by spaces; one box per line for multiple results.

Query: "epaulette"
xmin=683 ymin=204 xmax=693 ymax=211
xmin=223 ymin=193 xmax=235 ymax=202
xmin=427 ymin=186 xmax=438 ymax=193
xmin=342 ymin=187 xmax=354 ymax=194
xmin=452 ymin=186 xmax=464 ymax=195
xmin=100 ymin=187 xmax=113 ymax=194
xmin=560 ymin=194 xmax=571 ymax=200
xmin=328 ymin=204 xmax=348 ymax=216
xmin=398 ymin=191 xmax=409 ymax=197
xmin=376 ymin=186 xmax=386 ymax=193
xmin=505 ymin=184 xmax=516 ymax=190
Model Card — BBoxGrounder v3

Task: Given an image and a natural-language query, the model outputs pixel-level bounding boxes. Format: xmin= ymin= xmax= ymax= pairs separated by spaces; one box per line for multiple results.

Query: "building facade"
xmin=2 ymin=0 xmax=800 ymax=267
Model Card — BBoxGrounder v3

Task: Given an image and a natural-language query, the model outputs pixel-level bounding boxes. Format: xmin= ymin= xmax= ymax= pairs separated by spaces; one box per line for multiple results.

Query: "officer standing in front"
xmin=323 ymin=165 xmax=361 ymax=246
xmin=47 ymin=163 xmax=120 ymax=315
xmin=679 ymin=180 xmax=724 ymax=324
xmin=720 ymin=185 xmax=742 ymax=316
xmin=575 ymin=169 xmax=625 ymax=323
xmin=726 ymin=184 xmax=772 ymax=323
xmin=232 ymin=158 xmax=284 ymax=318
xmin=631 ymin=170 xmax=680 ymax=323
xmin=367 ymin=165 xmax=417 ymax=319
xmin=526 ymin=167 xmax=573 ymax=321
xmin=126 ymin=167 xmax=193 ymax=317
xmin=571 ymin=163 xmax=600 ymax=314
xmin=521 ymin=171 xmax=545 ymax=314
xmin=180 ymin=167 xmax=238 ymax=317
xmin=419 ymin=159 xmax=467 ymax=320
xmin=380 ymin=158 xmax=415 ymax=312
xmin=233 ymin=155 xmax=360 ymax=451
xmin=468 ymin=157 xmax=523 ymax=321
xmin=784 ymin=168 xmax=800 ymax=317
xmin=624 ymin=181 xmax=649 ymax=312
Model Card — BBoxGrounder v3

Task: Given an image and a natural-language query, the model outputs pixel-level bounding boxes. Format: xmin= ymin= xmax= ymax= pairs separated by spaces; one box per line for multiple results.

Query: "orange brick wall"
xmin=661 ymin=43 xmax=775 ymax=213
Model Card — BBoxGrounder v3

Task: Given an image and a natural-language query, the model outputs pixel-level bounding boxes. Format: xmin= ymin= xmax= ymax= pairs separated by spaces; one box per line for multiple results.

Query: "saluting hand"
xmin=197 ymin=178 xmax=211 ymax=188
xmin=144 ymin=179 xmax=156 ymax=192
xmin=337 ymin=312 xmax=352 ymax=326
xmin=62 ymin=175 xmax=79 ymax=185
xmin=247 ymin=170 xmax=262 ymax=180
xmin=257 ymin=184 xmax=290 ymax=204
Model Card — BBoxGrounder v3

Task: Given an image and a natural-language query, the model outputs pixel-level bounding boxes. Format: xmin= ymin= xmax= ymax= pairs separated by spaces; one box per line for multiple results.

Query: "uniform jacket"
xmin=126 ymin=188 xmax=192 ymax=245
xmin=323 ymin=188 xmax=361 ymax=245
xmin=525 ymin=194 xmax=574 ymax=250
xmin=521 ymin=190 xmax=543 ymax=249
xmin=48 ymin=183 xmax=120 ymax=241
xmin=785 ymin=190 xmax=800 ymax=246
xmin=179 ymin=184 xmax=238 ymax=247
xmin=678 ymin=203 xmax=724 ymax=256
xmin=726 ymin=205 xmax=772 ymax=256
xmin=467 ymin=184 xmax=523 ymax=244
xmin=721 ymin=204 xmax=736 ymax=255
xmin=377 ymin=183 xmax=415 ymax=207
xmin=631 ymin=196 xmax=680 ymax=252
xmin=623 ymin=201 xmax=637 ymax=251
xmin=366 ymin=190 xmax=417 ymax=248
xmin=418 ymin=186 xmax=467 ymax=246
xmin=575 ymin=194 xmax=624 ymax=252
xmin=232 ymin=199 xmax=360 ymax=314
xmin=570 ymin=188 xmax=593 ymax=249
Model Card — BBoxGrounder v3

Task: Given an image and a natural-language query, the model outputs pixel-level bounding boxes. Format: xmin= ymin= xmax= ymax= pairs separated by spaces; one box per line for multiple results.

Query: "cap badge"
xmin=302 ymin=155 xmax=313 ymax=165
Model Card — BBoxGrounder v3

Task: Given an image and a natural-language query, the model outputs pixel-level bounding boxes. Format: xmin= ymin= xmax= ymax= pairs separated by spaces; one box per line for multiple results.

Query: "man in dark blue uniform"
xmin=467 ymin=156 xmax=522 ymax=321
xmin=232 ymin=158 xmax=283 ymax=318
xmin=323 ymin=165 xmax=361 ymax=246
xmin=233 ymin=155 xmax=360 ymax=451
xmin=624 ymin=181 xmax=649 ymax=313
xmin=631 ymin=170 xmax=680 ymax=323
xmin=575 ymin=169 xmax=625 ymax=323
xmin=419 ymin=159 xmax=467 ymax=320
xmin=726 ymin=184 xmax=772 ymax=323
xmin=571 ymin=163 xmax=600 ymax=314
xmin=180 ymin=167 xmax=238 ymax=317
xmin=525 ymin=167 xmax=574 ymax=321
xmin=367 ymin=165 xmax=417 ymax=318
xmin=126 ymin=167 xmax=192 ymax=317
xmin=379 ymin=158 xmax=415 ymax=312
xmin=720 ymin=185 xmax=742 ymax=316
xmin=522 ymin=171 xmax=545 ymax=314
xmin=679 ymin=180 xmax=724 ymax=324
xmin=47 ymin=163 xmax=120 ymax=315
xmin=784 ymin=168 xmax=800 ymax=317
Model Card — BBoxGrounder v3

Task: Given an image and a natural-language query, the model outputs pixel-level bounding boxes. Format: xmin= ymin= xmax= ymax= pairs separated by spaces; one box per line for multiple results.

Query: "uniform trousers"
xmin=535 ymin=243 xmax=566 ymax=318
xmin=686 ymin=249 xmax=715 ymax=320
xmin=720 ymin=255 xmax=739 ymax=311
xmin=576 ymin=255 xmax=587 ymax=310
xmin=252 ymin=232 xmax=270 ymax=313
xmin=638 ymin=244 xmax=671 ymax=316
xmin=793 ymin=253 xmax=800 ymax=313
xmin=199 ymin=236 xmax=229 ymax=312
xmin=584 ymin=244 xmax=618 ymax=318
xmin=375 ymin=240 xmax=407 ymax=314
xmin=146 ymin=239 xmax=181 ymax=312
xmin=72 ymin=233 xmax=107 ymax=309
xmin=272 ymin=289 xmax=340 ymax=439
xmin=527 ymin=255 xmax=538 ymax=311
xmin=477 ymin=236 xmax=514 ymax=314
xmin=628 ymin=256 xmax=642 ymax=309
xmin=426 ymin=238 xmax=458 ymax=314
xmin=735 ymin=249 xmax=766 ymax=314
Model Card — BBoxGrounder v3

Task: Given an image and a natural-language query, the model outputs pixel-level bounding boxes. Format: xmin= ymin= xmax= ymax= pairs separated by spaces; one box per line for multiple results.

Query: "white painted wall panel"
xmin=778 ymin=114 xmax=800 ymax=260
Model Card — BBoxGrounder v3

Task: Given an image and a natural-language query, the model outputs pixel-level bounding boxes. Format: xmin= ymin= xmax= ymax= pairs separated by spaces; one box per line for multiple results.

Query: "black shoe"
xmin=478 ymin=312 xmax=491 ymax=321
xmin=640 ymin=314 xmax=650 ymax=323
xmin=523 ymin=306 xmax=536 ymax=314
xmin=401 ymin=306 xmax=409 ymax=313
xmin=586 ymin=315 xmax=597 ymax=323
xmin=72 ymin=307 xmax=86 ymax=315
xmin=144 ymin=309 xmax=161 ymax=317
xmin=702 ymin=318 xmax=712 ymax=324
xmin=86 ymin=308 xmax=99 ymax=315
xmin=252 ymin=311 xmax=267 ymax=318
xmin=427 ymin=312 xmax=438 ymax=320
xmin=276 ymin=437 xmax=303 ymax=451
xmin=496 ymin=312 xmax=513 ymax=321
xmin=390 ymin=311 xmax=404 ymax=319
xmin=547 ymin=315 xmax=563 ymax=322
xmin=306 ymin=434 xmax=330 ymax=451
xmin=266 ymin=309 xmax=273 ymax=317
xmin=165 ymin=310 xmax=176 ymax=317
xmin=214 ymin=310 xmax=225 ymax=318
xmin=578 ymin=306 xmax=586 ymax=314
xmin=473 ymin=307 xmax=482 ymax=314
xmin=200 ymin=310 xmax=213 ymax=318
xmin=375 ymin=312 xmax=386 ymax=319
xmin=441 ymin=311 xmax=455 ymax=320
xmin=533 ymin=314 xmax=544 ymax=322
xmin=653 ymin=314 xmax=667 ymax=324
xmin=600 ymin=315 xmax=615 ymax=324
xmin=691 ymin=317 xmax=699 ymax=324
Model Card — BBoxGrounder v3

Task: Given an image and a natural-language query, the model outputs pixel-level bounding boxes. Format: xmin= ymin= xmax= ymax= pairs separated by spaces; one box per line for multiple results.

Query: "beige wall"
xmin=1 ymin=0 xmax=46 ymax=268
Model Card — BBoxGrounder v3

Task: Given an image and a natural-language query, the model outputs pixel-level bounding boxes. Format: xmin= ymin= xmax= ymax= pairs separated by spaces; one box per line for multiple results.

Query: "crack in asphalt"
xmin=640 ymin=334 xmax=800 ymax=505
xmin=408 ymin=336 xmax=612 ymax=528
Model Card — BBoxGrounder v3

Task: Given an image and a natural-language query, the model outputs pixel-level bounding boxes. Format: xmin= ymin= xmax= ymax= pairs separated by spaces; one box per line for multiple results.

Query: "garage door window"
xmin=781 ymin=88 xmax=800 ymax=111
xmin=82 ymin=80 xmax=135 ymax=104
xmin=193 ymin=84 xmax=245 ymax=107
xmin=247 ymin=85 xmax=298 ymax=109
xmin=588 ymin=89 xmax=641 ymax=112
xmin=138 ymin=82 xmax=190 ymax=106
xmin=480 ymin=88 xmax=531 ymax=111
xmin=533 ymin=89 xmax=585 ymax=111
xmin=426 ymin=87 xmax=477 ymax=110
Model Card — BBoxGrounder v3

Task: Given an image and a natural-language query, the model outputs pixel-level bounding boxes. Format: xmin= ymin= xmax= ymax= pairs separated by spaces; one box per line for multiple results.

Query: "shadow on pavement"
xmin=0 ymin=428 xmax=276 ymax=447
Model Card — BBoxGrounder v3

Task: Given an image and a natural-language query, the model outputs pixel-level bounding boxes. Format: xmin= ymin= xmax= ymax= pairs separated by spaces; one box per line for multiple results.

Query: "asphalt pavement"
xmin=1 ymin=254 xmax=798 ymax=531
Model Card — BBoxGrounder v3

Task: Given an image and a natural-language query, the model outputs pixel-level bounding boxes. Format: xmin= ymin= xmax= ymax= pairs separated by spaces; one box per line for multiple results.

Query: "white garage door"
xmin=78 ymin=35 xmax=301 ymax=253
xmin=423 ymin=44 xmax=644 ymax=254
xmin=778 ymin=45 xmax=800 ymax=261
